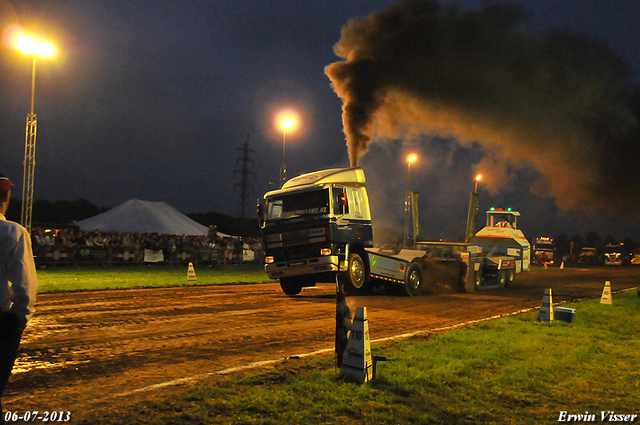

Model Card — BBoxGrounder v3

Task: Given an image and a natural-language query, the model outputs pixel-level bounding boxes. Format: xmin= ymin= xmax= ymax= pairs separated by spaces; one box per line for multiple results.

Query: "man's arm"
xmin=7 ymin=229 xmax=38 ymax=330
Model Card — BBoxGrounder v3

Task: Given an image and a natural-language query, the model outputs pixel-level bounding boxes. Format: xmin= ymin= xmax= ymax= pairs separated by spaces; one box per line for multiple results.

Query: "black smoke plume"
xmin=325 ymin=0 xmax=640 ymax=217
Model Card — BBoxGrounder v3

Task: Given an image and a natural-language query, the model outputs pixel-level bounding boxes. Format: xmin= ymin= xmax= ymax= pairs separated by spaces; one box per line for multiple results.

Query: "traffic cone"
xmin=340 ymin=306 xmax=373 ymax=384
xmin=600 ymin=281 xmax=612 ymax=305
xmin=560 ymin=262 xmax=564 ymax=269
xmin=187 ymin=262 xmax=197 ymax=282
xmin=544 ymin=263 xmax=548 ymax=270
xmin=537 ymin=288 xmax=554 ymax=322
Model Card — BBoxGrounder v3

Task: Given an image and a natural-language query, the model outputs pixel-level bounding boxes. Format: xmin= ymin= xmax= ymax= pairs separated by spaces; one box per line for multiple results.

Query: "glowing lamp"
xmin=281 ymin=117 xmax=295 ymax=130
xmin=17 ymin=36 xmax=55 ymax=58
xmin=474 ymin=174 xmax=482 ymax=192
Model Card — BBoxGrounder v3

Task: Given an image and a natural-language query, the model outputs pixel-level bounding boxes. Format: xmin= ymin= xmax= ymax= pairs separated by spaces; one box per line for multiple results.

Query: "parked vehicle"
xmin=533 ymin=237 xmax=555 ymax=266
xmin=604 ymin=243 xmax=630 ymax=266
xmin=578 ymin=247 xmax=598 ymax=265
xmin=631 ymin=248 xmax=640 ymax=265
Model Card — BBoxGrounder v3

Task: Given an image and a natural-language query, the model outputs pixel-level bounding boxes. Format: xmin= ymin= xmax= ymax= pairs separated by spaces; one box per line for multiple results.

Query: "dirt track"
xmin=3 ymin=267 xmax=639 ymax=422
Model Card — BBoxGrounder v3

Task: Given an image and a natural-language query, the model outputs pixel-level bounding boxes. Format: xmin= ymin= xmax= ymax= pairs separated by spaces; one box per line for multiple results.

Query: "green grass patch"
xmin=80 ymin=288 xmax=640 ymax=425
xmin=36 ymin=264 xmax=270 ymax=292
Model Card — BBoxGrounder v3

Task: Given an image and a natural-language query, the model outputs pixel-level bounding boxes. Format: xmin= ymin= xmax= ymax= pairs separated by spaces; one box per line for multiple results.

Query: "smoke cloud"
xmin=325 ymin=0 xmax=640 ymax=217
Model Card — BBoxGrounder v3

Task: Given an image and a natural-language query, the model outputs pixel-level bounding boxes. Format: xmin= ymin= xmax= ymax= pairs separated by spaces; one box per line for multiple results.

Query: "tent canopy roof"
xmin=76 ymin=199 xmax=211 ymax=236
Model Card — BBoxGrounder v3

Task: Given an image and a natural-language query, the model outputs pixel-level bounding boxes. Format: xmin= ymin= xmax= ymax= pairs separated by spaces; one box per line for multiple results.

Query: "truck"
xmin=631 ymin=248 xmax=640 ymax=265
xmin=604 ymin=243 xmax=630 ymax=266
xmin=578 ymin=247 xmax=598 ymax=265
xmin=533 ymin=237 xmax=556 ymax=266
xmin=258 ymin=167 xmax=530 ymax=296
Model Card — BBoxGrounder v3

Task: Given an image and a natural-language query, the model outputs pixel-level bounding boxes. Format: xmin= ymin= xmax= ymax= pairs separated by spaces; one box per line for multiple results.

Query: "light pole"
xmin=404 ymin=154 xmax=417 ymax=248
xmin=16 ymin=35 xmax=55 ymax=232
xmin=280 ymin=116 xmax=294 ymax=188
xmin=466 ymin=174 xmax=483 ymax=242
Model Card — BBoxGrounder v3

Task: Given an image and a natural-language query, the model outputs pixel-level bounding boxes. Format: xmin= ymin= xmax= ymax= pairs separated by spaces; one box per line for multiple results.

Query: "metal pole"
xmin=280 ymin=129 xmax=286 ymax=188
xmin=404 ymin=162 xmax=411 ymax=248
xmin=30 ymin=57 xmax=36 ymax=114
xmin=21 ymin=57 xmax=38 ymax=232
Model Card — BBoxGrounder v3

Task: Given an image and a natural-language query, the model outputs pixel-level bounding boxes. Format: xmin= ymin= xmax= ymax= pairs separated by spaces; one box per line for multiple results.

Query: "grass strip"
xmin=78 ymin=288 xmax=640 ymax=425
xmin=36 ymin=264 xmax=270 ymax=292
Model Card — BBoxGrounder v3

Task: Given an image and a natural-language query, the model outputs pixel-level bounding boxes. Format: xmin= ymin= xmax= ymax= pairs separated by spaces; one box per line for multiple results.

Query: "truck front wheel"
xmin=340 ymin=252 xmax=369 ymax=295
xmin=280 ymin=277 xmax=303 ymax=296
xmin=506 ymin=269 xmax=516 ymax=287
xmin=498 ymin=270 xmax=507 ymax=288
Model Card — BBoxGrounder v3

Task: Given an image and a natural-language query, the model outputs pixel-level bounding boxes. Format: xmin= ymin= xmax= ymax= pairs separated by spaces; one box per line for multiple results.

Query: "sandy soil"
xmin=3 ymin=267 xmax=639 ymax=423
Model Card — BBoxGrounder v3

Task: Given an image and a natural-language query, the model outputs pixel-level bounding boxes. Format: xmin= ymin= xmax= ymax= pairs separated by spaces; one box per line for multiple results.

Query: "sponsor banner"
xmin=144 ymin=249 xmax=165 ymax=263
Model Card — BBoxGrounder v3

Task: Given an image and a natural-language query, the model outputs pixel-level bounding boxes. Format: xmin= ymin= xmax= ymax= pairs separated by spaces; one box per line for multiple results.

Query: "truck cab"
xmin=260 ymin=168 xmax=373 ymax=295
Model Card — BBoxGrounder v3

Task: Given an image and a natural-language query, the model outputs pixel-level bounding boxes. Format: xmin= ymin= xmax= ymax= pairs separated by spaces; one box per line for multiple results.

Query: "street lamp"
xmin=16 ymin=34 xmax=55 ymax=232
xmin=404 ymin=154 xmax=417 ymax=248
xmin=280 ymin=116 xmax=295 ymax=188
xmin=474 ymin=174 xmax=482 ymax=193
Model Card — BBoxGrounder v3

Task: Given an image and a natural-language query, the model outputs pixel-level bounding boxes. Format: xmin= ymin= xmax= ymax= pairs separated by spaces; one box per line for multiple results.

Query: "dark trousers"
xmin=0 ymin=313 xmax=23 ymax=425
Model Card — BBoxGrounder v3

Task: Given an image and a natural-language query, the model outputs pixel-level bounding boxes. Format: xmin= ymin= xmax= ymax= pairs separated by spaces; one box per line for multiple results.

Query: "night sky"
xmin=1 ymin=0 xmax=639 ymax=242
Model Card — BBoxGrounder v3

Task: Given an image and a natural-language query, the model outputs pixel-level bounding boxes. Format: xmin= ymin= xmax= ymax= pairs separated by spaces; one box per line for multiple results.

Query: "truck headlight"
xmin=320 ymin=248 xmax=332 ymax=256
xmin=265 ymin=256 xmax=275 ymax=264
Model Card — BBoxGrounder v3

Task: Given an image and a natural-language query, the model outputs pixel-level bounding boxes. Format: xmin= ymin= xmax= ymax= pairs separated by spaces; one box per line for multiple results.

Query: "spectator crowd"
xmin=30 ymin=227 xmax=264 ymax=266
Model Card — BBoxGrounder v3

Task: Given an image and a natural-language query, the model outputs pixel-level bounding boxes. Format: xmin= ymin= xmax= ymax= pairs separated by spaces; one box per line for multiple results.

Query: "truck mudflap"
xmin=265 ymin=255 xmax=340 ymax=279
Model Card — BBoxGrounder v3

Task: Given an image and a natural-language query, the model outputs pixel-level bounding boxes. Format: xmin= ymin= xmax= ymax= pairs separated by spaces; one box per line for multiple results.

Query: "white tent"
xmin=76 ymin=199 xmax=214 ymax=236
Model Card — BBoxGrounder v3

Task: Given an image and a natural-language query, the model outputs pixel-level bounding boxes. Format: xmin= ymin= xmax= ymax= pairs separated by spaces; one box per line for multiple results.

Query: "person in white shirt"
xmin=0 ymin=173 xmax=38 ymax=424
xmin=495 ymin=216 xmax=512 ymax=228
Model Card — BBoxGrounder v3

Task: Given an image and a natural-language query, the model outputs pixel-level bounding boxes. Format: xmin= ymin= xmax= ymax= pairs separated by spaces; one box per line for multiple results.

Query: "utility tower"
xmin=234 ymin=134 xmax=256 ymax=218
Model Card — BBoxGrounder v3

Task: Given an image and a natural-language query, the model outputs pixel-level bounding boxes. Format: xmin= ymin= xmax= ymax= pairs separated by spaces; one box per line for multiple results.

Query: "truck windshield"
xmin=266 ymin=189 xmax=329 ymax=220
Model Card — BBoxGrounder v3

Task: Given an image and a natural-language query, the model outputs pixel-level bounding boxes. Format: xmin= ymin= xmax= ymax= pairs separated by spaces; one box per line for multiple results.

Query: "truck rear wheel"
xmin=280 ymin=277 xmax=303 ymax=296
xmin=402 ymin=263 xmax=423 ymax=296
xmin=474 ymin=271 xmax=483 ymax=290
xmin=340 ymin=252 xmax=369 ymax=295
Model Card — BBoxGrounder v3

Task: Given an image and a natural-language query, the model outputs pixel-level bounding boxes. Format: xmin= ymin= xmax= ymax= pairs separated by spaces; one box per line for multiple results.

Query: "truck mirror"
xmin=339 ymin=192 xmax=348 ymax=207
xmin=257 ymin=203 xmax=265 ymax=227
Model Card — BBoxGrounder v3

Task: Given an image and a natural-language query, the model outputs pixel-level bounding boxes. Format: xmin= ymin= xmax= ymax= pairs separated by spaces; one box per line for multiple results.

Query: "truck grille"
xmin=273 ymin=243 xmax=326 ymax=262
xmin=266 ymin=227 xmax=327 ymax=248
